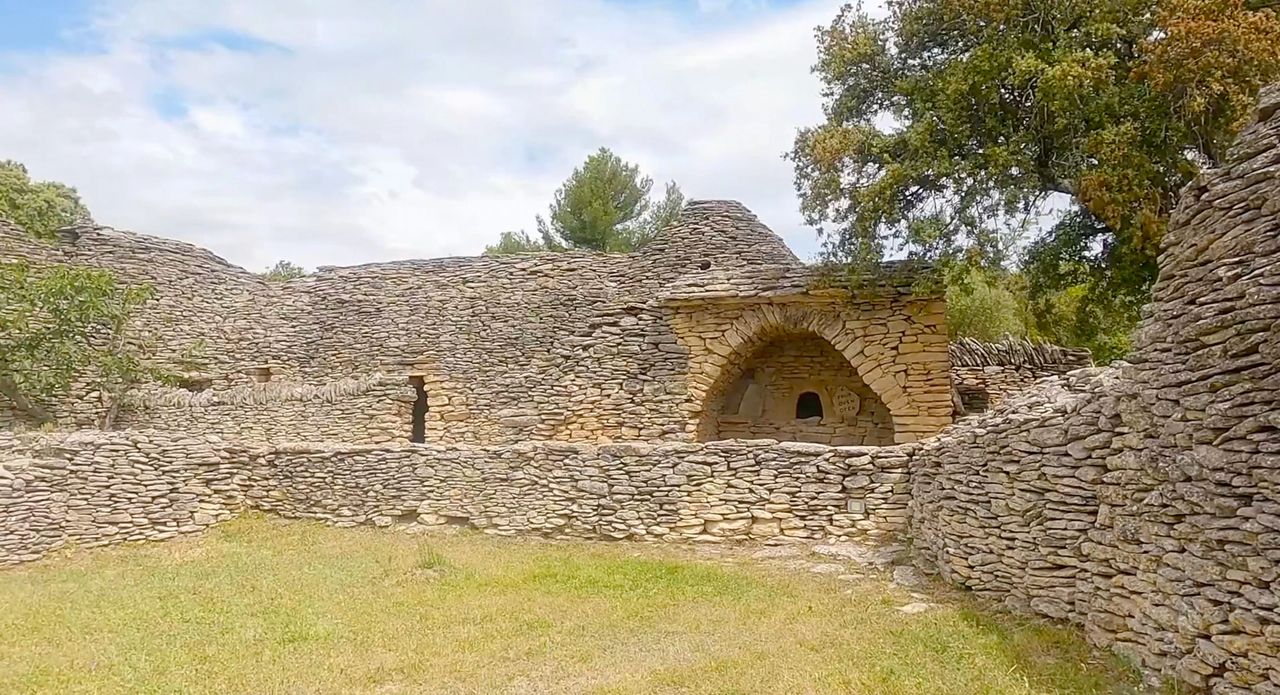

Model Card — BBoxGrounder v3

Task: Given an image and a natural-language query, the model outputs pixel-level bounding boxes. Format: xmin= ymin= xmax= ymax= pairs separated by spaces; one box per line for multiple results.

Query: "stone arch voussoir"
xmin=689 ymin=304 xmax=913 ymax=440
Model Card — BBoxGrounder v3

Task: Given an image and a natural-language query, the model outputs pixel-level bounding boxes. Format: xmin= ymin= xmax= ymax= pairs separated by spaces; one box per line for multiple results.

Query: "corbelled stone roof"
xmin=4 ymin=199 xmax=921 ymax=308
xmin=2 ymin=198 xmax=946 ymax=440
xmin=641 ymin=199 xmax=802 ymax=269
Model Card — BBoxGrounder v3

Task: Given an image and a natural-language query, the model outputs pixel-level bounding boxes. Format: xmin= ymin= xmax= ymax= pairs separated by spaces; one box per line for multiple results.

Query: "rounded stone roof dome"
xmin=640 ymin=200 xmax=802 ymax=271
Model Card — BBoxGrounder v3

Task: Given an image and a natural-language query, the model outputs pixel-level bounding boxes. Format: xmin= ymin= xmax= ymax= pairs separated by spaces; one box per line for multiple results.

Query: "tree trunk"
xmin=0 ymin=376 xmax=54 ymax=425
xmin=101 ymin=393 xmax=121 ymax=431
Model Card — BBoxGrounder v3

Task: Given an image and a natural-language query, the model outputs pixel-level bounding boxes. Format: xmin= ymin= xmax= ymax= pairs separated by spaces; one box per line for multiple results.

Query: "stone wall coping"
xmin=5 ymin=429 xmax=913 ymax=459
xmin=124 ymin=374 xmax=408 ymax=408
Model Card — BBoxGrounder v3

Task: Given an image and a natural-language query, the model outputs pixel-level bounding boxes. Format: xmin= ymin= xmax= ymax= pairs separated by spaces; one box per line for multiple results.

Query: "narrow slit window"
xmin=409 ymin=376 xmax=428 ymax=443
xmin=795 ymin=391 xmax=823 ymax=419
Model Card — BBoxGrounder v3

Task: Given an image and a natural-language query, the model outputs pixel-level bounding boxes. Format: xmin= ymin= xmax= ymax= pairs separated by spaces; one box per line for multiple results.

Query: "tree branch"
xmin=1037 ymin=168 xmax=1078 ymax=197
xmin=0 ymin=375 xmax=54 ymax=425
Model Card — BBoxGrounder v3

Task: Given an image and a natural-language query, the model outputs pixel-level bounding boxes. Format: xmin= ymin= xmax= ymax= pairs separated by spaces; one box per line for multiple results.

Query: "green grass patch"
xmin=0 ymin=514 xmax=1148 ymax=694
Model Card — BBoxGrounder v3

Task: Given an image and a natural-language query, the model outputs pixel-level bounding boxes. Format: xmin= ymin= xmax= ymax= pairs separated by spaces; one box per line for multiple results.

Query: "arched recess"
xmin=687 ymin=305 xmax=914 ymax=444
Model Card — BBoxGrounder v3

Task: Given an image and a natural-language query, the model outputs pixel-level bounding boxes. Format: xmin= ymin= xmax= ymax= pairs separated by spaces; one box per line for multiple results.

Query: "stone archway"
xmin=698 ymin=330 xmax=896 ymax=445
xmin=686 ymin=304 xmax=918 ymax=444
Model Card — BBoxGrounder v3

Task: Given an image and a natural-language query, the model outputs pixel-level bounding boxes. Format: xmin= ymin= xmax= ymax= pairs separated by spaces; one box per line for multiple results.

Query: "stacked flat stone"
xmin=118 ymin=376 xmax=413 ymax=445
xmin=1 ymin=200 xmax=955 ymax=445
xmin=948 ymin=336 xmax=1093 ymax=370
xmin=0 ymin=430 xmax=912 ymax=566
xmin=0 ymin=430 xmax=243 ymax=564
xmin=911 ymin=85 xmax=1280 ymax=693
xmin=4 ymin=82 xmax=1279 ymax=695
xmin=712 ymin=333 xmax=895 ymax=445
xmin=948 ymin=337 xmax=1094 ymax=413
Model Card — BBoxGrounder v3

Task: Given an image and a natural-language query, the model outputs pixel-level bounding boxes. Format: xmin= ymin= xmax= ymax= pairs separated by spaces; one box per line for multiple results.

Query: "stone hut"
xmin=0 ymin=200 xmax=955 ymax=445
xmin=5 ymin=85 xmax=1280 ymax=692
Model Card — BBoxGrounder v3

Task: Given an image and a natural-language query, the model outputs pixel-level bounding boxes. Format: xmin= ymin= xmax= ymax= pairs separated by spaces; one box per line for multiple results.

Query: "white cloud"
xmin=0 ymin=0 xmax=846 ymax=271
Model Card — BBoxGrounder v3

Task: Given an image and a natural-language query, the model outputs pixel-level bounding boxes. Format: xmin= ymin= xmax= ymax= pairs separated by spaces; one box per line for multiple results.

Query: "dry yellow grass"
xmin=0 ymin=515 xmax=1147 ymax=694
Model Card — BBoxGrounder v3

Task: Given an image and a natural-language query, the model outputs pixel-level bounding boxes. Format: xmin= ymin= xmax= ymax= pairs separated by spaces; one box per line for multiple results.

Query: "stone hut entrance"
xmin=698 ymin=331 xmax=894 ymax=446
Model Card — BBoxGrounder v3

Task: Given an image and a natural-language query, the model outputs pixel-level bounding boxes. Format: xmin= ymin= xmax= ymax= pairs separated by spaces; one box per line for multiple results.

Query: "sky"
xmin=0 ymin=0 xmax=852 ymax=272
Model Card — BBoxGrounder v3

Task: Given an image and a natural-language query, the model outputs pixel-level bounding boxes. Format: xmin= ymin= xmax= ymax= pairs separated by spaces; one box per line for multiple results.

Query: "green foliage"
xmin=414 ymin=544 xmax=453 ymax=574
xmin=0 ymin=160 xmax=91 ymax=239
xmin=944 ymin=267 xmax=1027 ymax=342
xmin=942 ymin=256 xmax=1136 ymax=361
xmin=534 ymin=148 xmax=685 ymax=253
xmin=175 ymin=338 xmax=212 ymax=373
xmin=791 ymin=0 xmax=1280 ymax=358
xmin=484 ymin=230 xmax=546 ymax=255
xmin=262 ymin=260 xmax=306 ymax=281
xmin=1020 ymin=210 xmax=1148 ymax=362
xmin=0 ymin=261 xmax=155 ymax=425
xmin=0 ymin=160 xmax=158 ymax=426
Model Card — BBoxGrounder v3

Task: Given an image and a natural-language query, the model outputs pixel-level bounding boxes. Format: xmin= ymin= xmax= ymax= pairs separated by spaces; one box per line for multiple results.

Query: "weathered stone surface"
xmin=1 ymin=79 xmax=1278 ymax=695
xmin=910 ymin=84 xmax=1280 ymax=693
xmin=0 ymin=431 xmax=915 ymax=566
xmin=0 ymin=201 xmax=954 ymax=445
xmin=949 ymin=337 xmax=1092 ymax=414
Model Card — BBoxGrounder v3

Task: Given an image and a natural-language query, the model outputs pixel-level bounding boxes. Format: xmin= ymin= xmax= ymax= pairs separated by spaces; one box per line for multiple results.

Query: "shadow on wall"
xmin=409 ymin=376 xmax=428 ymax=444
xmin=699 ymin=331 xmax=894 ymax=446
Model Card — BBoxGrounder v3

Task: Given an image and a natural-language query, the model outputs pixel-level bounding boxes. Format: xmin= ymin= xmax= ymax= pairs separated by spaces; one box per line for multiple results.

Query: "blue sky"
xmin=0 ymin=1 xmax=95 ymax=53
xmin=0 ymin=0 xmax=845 ymax=270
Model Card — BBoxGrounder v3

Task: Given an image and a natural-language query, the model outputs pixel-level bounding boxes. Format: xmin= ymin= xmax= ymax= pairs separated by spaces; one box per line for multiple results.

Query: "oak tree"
xmin=790 ymin=0 xmax=1280 ymax=360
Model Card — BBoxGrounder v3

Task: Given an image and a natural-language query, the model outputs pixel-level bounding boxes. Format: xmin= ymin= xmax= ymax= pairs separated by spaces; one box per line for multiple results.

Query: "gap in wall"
xmin=409 ymin=376 xmax=428 ymax=443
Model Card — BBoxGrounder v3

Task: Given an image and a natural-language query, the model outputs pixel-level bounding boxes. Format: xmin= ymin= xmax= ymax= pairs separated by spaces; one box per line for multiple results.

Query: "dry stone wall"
xmin=0 ymin=430 xmax=912 ymax=566
xmin=948 ymin=337 xmax=1093 ymax=413
xmin=250 ymin=439 xmax=911 ymax=542
xmin=0 ymin=430 xmax=245 ymax=564
xmin=910 ymin=85 xmax=1280 ymax=693
xmin=117 ymin=377 xmax=414 ymax=445
xmin=1 ymin=201 xmax=953 ymax=445
xmin=674 ymin=298 xmax=952 ymax=444
xmin=713 ymin=333 xmax=894 ymax=445
xmin=4 ymin=82 xmax=1277 ymax=695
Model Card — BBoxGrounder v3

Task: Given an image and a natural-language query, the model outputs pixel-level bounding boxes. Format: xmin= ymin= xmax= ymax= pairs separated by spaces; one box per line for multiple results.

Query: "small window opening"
xmin=957 ymin=385 xmax=990 ymax=414
xmin=409 ymin=376 xmax=428 ymax=443
xmin=698 ymin=259 xmax=712 ymax=270
xmin=795 ymin=391 xmax=823 ymax=419
xmin=723 ymin=374 xmax=752 ymax=416
xmin=178 ymin=376 xmax=212 ymax=392
xmin=248 ymin=366 xmax=272 ymax=383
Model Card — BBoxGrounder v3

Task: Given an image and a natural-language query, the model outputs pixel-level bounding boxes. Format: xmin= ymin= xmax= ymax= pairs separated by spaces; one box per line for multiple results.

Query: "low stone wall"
xmin=251 ymin=439 xmax=912 ymax=541
xmin=117 ymin=377 xmax=414 ymax=445
xmin=3 ymin=79 xmax=1277 ymax=695
xmin=948 ymin=337 xmax=1093 ymax=413
xmin=0 ymin=430 xmax=912 ymax=566
xmin=0 ymin=431 xmax=245 ymax=564
xmin=910 ymin=368 xmax=1117 ymax=620
xmin=909 ymin=365 xmax=1280 ymax=693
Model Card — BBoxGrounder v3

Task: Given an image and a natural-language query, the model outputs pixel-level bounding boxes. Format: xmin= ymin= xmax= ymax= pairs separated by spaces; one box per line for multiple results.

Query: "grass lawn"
xmin=0 ymin=515 xmax=1146 ymax=694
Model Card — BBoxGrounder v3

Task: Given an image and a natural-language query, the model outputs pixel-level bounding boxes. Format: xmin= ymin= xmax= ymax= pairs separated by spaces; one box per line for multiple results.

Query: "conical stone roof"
xmin=640 ymin=199 xmax=803 ymax=271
